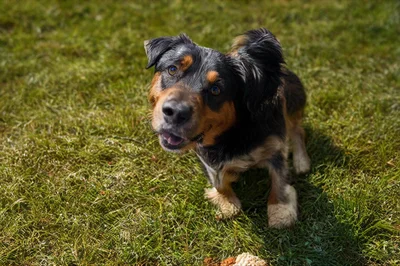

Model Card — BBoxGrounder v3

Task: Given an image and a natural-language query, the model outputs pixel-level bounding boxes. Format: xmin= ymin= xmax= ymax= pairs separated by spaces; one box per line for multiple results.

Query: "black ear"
xmin=144 ymin=34 xmax=193 ymax=69
xmin=231 ymin=28 xmax=285 ymax=113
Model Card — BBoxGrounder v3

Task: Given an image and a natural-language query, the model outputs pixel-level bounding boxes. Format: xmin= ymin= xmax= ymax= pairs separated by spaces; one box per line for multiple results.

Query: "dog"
xmin=144 ymin=28 xmax=310 ymax=228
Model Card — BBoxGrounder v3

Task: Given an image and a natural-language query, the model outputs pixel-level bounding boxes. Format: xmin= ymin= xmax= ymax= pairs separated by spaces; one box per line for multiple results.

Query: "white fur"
xmin=205 ymin=188 xmax=241 ymax=218
xmin=197 ymin=154 xmax=219 ymax=187
xmin=268 ymin=185 xmax=298 ymax=228
xmin=293 ymin=150 xmax=310 ymax=174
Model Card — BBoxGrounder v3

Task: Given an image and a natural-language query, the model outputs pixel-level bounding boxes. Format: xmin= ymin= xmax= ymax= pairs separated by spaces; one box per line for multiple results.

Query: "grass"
xmin=0 ymin=0 xmax=399 ymax=265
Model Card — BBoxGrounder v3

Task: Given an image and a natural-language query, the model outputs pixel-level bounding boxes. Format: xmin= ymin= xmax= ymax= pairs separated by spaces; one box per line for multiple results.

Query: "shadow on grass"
xmin=233 ymin=127 xmax=366 ymax=265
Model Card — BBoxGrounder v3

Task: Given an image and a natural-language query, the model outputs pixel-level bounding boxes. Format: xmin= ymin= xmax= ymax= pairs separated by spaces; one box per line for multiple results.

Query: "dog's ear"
xmin=230 ymin=28 xmax=284 ymax=113
xmin=144 ymin=34 xmax=193 ymax=69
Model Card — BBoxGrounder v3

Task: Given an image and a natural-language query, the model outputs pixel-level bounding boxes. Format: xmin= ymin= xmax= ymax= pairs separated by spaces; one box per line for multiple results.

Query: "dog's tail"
xmin=230 ymin=28 xmax=285 ymax=113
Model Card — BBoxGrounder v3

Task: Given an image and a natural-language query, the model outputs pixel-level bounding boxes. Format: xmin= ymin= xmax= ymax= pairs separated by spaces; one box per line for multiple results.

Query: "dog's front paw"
xmin=268 ymin=185 xmax=298 ymax=228
xmin=205 ymin=187 xmax=241 ymax=219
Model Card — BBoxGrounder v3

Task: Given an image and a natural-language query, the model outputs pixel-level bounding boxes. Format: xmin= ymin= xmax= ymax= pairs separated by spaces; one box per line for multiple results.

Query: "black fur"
xmin=197 ymin=100 xmax=286 ymax=166
xmin=144 ymin=34 xmax=193 ymax=69
xmin=196 ymin=29 xmax=288 ymax=166
xmin=283 ymin=69 xmax=307 ymax=115
xmin=145 ymin=28 xmax=309 ymax=226
xmin=145 ymin=28 xmax=306 ymax=166
xmin=234 ymin=28 xmax=285 ymax=114
xmin=269 ymin=152 xmax=284 ymax=171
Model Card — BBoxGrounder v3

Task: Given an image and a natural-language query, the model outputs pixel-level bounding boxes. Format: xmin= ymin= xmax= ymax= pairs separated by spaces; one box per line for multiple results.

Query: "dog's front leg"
xmin=204 ymin=169 xmax=241 ymax=219
xmin=267 ymin=152 xmax=298 ymax=228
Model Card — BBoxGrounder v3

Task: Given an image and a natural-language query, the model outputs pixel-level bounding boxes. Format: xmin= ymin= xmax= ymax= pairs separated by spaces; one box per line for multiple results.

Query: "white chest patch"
xmin=197 ymin=153 xmax=219 ymax=187
xmin=197 ymin=136 xmax=287 ymax=188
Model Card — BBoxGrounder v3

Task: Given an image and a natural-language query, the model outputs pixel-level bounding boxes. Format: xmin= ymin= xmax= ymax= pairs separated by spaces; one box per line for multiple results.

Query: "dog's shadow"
xmin=232 ymin=127 xmax=365 ymax=265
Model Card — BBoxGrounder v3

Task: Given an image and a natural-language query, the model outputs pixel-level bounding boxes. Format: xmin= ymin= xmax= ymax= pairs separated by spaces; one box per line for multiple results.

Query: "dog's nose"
xmin=162 ymin=100 xmax=193 ymax=125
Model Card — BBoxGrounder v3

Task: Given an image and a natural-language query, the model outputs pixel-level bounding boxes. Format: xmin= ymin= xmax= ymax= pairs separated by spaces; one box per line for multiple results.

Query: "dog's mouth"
xmin=160 ymin=131 xmax=186 ymax=149
xmin=158 ymin=129 xmax=205 ymax=151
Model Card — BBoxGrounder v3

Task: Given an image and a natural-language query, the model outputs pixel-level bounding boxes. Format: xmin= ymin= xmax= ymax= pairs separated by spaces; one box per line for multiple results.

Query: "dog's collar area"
xmin=190 ymin=132 xmax=204 ymax=143
xmin=190 ymin=124 xmax=213 ymax=144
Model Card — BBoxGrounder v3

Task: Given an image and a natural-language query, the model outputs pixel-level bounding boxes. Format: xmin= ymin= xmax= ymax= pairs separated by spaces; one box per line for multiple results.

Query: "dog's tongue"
xmin=162 ymin=132 xmax=183 ymax=146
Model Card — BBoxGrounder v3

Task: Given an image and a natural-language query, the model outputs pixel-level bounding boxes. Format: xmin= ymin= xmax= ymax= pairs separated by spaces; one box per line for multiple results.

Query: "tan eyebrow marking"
xmin=206 ymin=70 xmax=219 ymax=84
xmin=180 ymin=55 xmax=193 ymax=71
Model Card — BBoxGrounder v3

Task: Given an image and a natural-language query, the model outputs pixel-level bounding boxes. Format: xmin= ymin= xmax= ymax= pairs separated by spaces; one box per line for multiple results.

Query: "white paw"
xmin=205 ymin=187 xmax=241 ymax=218
xmin=293 ymin=152 xmax=310 ymax=175
xmin=268 ymin=185 xmax=298 ymax=228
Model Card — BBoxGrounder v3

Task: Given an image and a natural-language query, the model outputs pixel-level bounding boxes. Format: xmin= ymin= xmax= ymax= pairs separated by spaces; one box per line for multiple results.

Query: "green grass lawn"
xmin=1 ymin=0 xmax=399 ymax=265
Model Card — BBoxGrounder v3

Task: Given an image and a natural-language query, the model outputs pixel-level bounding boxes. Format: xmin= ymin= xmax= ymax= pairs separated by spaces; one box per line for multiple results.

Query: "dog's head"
xmin=144 ymin=28 xmax=284 ymax=152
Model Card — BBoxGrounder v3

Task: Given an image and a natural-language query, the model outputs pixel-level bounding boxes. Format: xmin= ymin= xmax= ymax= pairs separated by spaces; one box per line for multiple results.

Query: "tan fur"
xmin=200 ymin=101 xmax=236 ymax=146
xmin=206 ymin=70 xmax=219 ymax=84
xmin=205 ymin=187 xmax=241 ymax=218
xmin=180 ymin=55 xmax=193 ymax=71
xmin=148 ymin=72 xmax=161 ymax=106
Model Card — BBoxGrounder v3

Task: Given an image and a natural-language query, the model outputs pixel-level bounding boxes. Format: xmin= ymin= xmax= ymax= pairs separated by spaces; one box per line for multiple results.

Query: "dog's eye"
xmin=209 ymin=85 xmax=220 ymax=96
xmin=167 ymin=65 xmax=178 ymax=76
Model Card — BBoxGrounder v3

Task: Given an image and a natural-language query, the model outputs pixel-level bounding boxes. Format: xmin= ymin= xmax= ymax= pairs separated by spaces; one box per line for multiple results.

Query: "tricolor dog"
xmin=144 ymin=28 xmax=310 ymax=228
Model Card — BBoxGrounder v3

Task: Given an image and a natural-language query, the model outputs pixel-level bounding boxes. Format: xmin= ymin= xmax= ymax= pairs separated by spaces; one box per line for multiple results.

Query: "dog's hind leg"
xmin=288 ymin=110 xmax=310 ymax=175
xmin=283 ymin=70 xmax=310 ymax=175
